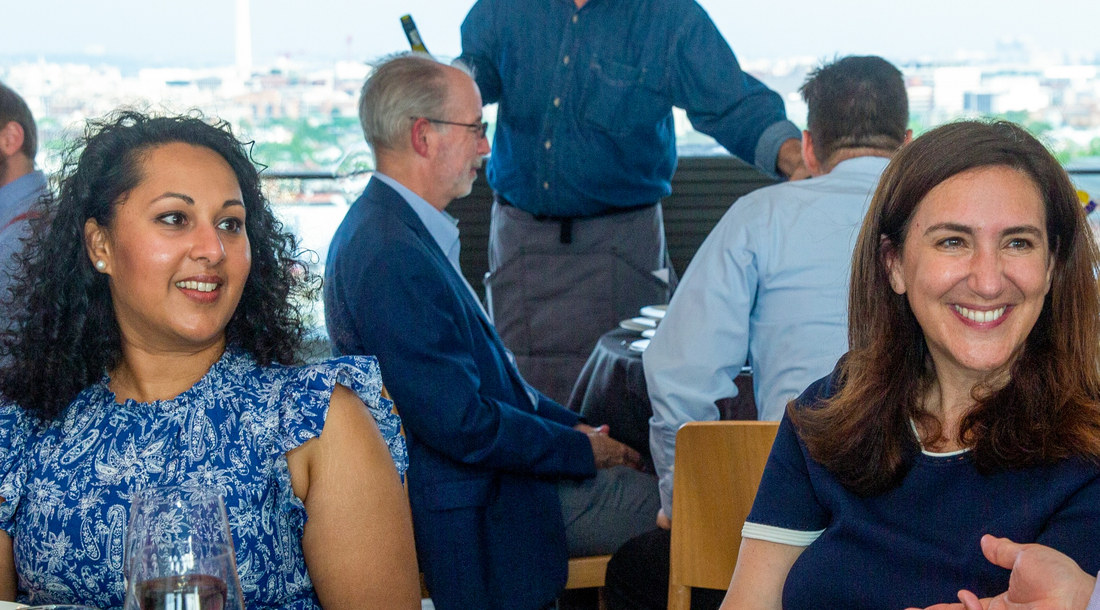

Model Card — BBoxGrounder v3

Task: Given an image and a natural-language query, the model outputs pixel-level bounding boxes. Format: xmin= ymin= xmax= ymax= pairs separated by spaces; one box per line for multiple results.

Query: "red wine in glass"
xmin=134 ymin=574 xmax=228 ymax=610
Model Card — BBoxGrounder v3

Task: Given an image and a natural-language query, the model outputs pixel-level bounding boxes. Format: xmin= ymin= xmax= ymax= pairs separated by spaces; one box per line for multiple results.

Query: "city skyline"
xmin=3 ymin=0 xmax=1098 ymax=69
xmin=3 ymin=1 xmax=1099 ymax=180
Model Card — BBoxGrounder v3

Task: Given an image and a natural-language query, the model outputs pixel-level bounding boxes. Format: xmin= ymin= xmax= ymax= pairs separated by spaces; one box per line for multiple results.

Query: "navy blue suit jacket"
xmin=324 ymin=178 xmax=596 ymax=610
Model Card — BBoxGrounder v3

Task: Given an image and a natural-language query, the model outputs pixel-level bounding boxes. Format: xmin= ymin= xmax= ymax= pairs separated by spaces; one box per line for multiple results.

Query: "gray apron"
xmin=486 ymin=200 xmax=674 ymax=404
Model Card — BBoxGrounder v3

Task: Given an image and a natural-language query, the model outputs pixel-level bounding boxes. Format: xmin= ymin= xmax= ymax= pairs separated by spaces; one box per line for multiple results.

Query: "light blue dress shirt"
xmin=0 ymin=170 xmax=46 ymax=263
xmin=0 ymin=170 xmax=46 ymax=329
xmin=0 ymin=170 xmax=46 ymax=227
xmin=644 ymin=156 xmax=891 ymax=517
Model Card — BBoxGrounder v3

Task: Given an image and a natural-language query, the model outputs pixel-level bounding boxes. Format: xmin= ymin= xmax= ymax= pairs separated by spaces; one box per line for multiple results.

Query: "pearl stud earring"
xmin=95 ymin=260 xmax=106 ymax=271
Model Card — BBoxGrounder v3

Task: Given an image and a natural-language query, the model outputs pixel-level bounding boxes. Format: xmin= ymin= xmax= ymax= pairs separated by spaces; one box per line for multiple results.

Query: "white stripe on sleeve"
xmin=741 ymin=521 xmax=824 ymax=547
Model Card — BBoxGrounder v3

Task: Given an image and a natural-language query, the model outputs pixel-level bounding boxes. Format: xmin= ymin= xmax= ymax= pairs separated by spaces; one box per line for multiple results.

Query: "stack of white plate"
xmin=619 ymin=317 xmax=656 ymax=332
xmin=619 ymin=304 xmax=668 ymax=352
xmin=628 ymin=338 xmax=650 ymax=353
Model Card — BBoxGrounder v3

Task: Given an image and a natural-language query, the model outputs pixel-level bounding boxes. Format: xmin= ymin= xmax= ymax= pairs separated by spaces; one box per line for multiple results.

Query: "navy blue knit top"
xmin=744 ymin=369 xmax=1100 ymax=610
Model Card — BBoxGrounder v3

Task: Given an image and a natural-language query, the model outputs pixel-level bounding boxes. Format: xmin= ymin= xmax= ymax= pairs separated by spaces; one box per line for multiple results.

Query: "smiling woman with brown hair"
xmin=0 ymin=111 xmax=420 ymax=609
xmin=721 ymin=120 xmax=1100 ymax=610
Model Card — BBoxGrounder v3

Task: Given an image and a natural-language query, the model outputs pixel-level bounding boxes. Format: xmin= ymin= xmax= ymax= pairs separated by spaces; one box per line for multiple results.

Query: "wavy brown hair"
xmin=791 ymin=120 xmax=1100 ymax=496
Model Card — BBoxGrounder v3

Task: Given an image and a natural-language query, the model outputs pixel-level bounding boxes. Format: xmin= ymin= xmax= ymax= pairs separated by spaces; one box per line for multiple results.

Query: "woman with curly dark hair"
xmin=0 ymin=111 xmax=419 ymax=609
xmin=722 ymin=120 xmax=1100 ymax=610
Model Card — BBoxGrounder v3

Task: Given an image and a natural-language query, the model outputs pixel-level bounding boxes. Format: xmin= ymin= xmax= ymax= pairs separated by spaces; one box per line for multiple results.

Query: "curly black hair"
xmin=0 ymin=110 xmax=317 ymax=421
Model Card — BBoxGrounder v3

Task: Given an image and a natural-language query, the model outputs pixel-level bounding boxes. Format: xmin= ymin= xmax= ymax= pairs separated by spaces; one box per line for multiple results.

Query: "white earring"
xmin=95 ymin=260 xmax=106 ymax=271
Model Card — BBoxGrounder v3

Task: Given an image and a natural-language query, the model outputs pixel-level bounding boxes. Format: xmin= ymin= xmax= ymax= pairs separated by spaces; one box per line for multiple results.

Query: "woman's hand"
xmin=906 ymin=535 xmax=1097 ymax=610
xmin=287 ymin=385 xmax=420 ymax=609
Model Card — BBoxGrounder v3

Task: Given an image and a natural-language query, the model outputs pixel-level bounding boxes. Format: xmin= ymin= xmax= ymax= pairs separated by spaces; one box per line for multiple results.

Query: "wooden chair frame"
xmin=667 ymin=421 xmax=779 ymax=610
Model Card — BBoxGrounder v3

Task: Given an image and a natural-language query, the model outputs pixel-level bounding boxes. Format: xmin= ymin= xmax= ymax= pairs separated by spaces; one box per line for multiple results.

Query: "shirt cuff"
xmin=753 ymin=120 xmax=802 ymax=179
xmin=659 ymin=476 xmax=673 ymax=520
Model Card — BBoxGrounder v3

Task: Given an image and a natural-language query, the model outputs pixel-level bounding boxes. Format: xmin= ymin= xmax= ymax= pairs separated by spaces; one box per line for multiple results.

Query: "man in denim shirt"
xmin=459 ymin=0 xmax=804 ymax=404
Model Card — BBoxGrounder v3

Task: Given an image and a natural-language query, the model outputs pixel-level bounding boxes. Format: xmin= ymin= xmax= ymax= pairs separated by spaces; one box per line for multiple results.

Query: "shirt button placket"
xmin=554 ymin=11 xmax=576 ymax=112
xmin=543 ymin=9 xmax=580 ymax=204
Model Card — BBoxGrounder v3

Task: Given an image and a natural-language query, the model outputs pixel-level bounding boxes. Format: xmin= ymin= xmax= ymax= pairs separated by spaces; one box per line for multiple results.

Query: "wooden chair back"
xmin=566 ymin=554 xmax=612 ymax=590
xmin=667 ymin=421 xmax=779 ymax=610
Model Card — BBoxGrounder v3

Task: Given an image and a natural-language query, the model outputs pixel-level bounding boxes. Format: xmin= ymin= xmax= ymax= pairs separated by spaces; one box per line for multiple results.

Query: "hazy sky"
xmin=3 ymin=0 xmax=1098 ymax=67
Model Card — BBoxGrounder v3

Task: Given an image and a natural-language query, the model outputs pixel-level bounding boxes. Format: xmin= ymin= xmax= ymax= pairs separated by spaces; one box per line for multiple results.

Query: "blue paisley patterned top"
xmin=0 ymin=349 xmax=408 ymax=610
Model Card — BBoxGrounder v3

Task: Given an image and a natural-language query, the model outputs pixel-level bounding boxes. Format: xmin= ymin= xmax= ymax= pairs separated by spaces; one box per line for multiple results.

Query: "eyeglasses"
xmin=414 ymin=117 xmax=489 ymax=139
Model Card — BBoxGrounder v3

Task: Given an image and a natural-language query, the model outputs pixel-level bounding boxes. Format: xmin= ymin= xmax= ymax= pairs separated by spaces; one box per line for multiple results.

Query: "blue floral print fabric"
xmin=0 ymin=349 xmax=407 ymax=610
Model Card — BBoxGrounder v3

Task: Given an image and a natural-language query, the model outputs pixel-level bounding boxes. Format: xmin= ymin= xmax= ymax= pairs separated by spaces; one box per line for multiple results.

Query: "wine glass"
xmin=126 ymin=486 xmax=236 ymax=567
xmin=124 ymin=540 xmax=241 ymax=610
xmin=123 ymin=486 xmax=244 ymax=610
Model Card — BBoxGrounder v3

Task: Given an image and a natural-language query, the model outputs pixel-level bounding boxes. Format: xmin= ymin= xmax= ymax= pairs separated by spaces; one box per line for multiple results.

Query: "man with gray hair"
xmin=324 ymin=53 xmax=659 ymax=610
xmin=0 ymin=82 xmax=45 ymax=326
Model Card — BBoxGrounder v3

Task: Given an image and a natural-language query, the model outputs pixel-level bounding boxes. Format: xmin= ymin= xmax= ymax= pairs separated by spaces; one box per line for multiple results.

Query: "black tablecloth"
xmin=567 ymin=328 xmax=756 ymax=472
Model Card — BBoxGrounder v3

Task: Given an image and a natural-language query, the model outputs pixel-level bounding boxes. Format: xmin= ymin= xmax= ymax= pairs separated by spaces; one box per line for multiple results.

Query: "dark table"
xmin=566 ymin=328 xmax=756 ymax=472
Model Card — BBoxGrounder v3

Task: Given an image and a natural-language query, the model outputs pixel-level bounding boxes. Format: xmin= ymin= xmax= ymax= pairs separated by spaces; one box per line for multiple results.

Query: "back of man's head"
xmin=0 ymin=81 xmax=38 ymax=161
xmin=359 ymin=53 xmax=469 ymax=156
xmin=800 ymin=56 xmax=908 ymax=165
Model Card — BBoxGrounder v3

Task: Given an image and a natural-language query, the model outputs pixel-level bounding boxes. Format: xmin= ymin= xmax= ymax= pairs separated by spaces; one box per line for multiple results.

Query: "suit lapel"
xmin=368 ymin=179 xmax=498 ymax=331
xmin=366 ymin=178 xmax=537 ymax=409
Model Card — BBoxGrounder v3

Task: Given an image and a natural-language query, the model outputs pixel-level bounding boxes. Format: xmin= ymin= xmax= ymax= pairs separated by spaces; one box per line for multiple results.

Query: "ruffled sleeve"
xmin=0 ymin=402 xmax=34 ymax=534
xmin=271 ymin=355 xmax=408 ymax=477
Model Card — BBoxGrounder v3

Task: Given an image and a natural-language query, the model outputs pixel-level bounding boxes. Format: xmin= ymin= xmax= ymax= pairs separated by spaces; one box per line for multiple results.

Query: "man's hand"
xmin=574 ymin=423 xmax=608 ymax=435
xmin=906 ymin=535 xmax=1097 ymax=610
xmin=575 ymin=423 xmax=642 ymax=469
xmin=777 ymin=138 xmax=810 ymax=181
